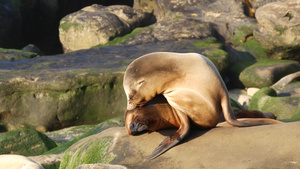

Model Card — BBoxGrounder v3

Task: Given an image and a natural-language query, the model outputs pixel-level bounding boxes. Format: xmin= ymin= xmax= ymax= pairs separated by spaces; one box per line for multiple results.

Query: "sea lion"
xmin=123 ymin=52 xmax=283 ymax=159
xmin=125 ymin=94 xmax=279 ymax=133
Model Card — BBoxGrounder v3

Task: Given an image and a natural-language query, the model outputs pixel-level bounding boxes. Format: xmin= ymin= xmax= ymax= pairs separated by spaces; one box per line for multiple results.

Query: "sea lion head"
xmin=123 ymin=75 xmax=156 ymax=111
xmin=123 ymin=54 xmax=182 ymax=110
xmin=125 ymin=108 xmax=156 ymax=135
xmin=125 ymin=94 xmax=178 ymax=135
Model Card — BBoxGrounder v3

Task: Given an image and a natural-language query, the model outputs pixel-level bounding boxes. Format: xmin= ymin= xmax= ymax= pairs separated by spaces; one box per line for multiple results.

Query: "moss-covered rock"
xmin=0 ymin=129 xmax=57 ymax=156
xmin=230 ymin=59 xmax=300 ymax=88
xmin=59 ymin=5 xmax=152 ymax=52
xmin=249 ymin=87 xmax=300 ymax=121
xmin=0 ymin=72 xmax=126 ymax=132
xmin=0 ymin=48 xmax=38 ymax=61
xmin=44 ymin=117 xmax=124 ymax=155
xmin=59 ymin=123 xmax=300 ymax=169
xmin=60 ymin=137 xmax=117 ymax=169
xmin=231 ymin=24 xmax=257 ymax=45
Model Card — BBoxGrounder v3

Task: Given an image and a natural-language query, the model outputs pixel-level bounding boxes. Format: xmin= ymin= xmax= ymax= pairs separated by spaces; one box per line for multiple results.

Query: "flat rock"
xmin=60 ymin=122 xmax=300 ymax=169
xmin=0 ymin=39 xmax=228 ymax=131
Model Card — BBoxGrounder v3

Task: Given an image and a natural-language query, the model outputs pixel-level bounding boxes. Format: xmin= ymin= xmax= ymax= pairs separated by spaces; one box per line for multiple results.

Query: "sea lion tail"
xmin=221 ymin=96 xmax=282 ymax=127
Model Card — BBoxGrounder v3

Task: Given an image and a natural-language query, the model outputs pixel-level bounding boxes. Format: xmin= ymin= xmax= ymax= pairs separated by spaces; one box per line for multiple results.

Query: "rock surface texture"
xmin=60 ymin=123 xmax=300 ymax=169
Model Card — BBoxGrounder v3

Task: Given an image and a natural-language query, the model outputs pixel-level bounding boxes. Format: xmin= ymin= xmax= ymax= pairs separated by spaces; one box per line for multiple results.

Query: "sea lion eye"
xmin=138 ymin=80 xmax=145 ymax=85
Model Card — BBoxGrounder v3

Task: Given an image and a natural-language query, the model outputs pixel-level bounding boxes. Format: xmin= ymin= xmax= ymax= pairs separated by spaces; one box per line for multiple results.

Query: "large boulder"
xmin=254 ymin=0 xmax=300 ymax=60
xmin=133 ymin=0 xmax=258 ymax=45
xmin=0 ymin=72 xmax=126 ymax=132
xmin=230 ymin=59 xmax=300 ymax=88
xmin=59 ymin=4 xmax=153 ymax=52
xmin=0 ymin=0 xmax=133 ymax=54
xmin=60 ymin=123 xmax=300 ymax=169
xmin=0 ymin=129 xmax=57 ymax=156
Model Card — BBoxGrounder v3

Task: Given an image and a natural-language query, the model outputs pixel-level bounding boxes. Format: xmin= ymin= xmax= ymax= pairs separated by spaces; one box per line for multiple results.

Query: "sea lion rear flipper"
xmin=147 ymin=110 xmax=190 ymax=160
xmin=147 ymin=133 xmax=181 ymax=159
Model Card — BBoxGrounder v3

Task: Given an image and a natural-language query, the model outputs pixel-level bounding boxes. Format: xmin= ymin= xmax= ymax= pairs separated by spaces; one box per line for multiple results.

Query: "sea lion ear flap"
xmin=147 ymin=110 xmax=190 ymax=160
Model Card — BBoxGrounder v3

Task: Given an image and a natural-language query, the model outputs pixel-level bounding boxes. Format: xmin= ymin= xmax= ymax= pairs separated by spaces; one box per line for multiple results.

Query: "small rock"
xmin=0 ymin=154 xmax=44 ymax=169
xmin=22 ymin=44 xmax=43 ymax=56
xmin=247 ymin=87 xmax=260 ymax=96
xmin=228 ymin=89 xmax=251 ymax=109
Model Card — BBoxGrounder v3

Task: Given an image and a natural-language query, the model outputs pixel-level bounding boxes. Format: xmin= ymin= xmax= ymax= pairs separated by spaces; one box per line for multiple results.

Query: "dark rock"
xmin=22 ymin=44 xmax=43 ymax=56
xmin=0 ymin=48 xmax=38 ymax=61
xmin=0 ymin=129 xmax=57 ymax=156
xmin=0 ymin=0 xmax=22 ymax=48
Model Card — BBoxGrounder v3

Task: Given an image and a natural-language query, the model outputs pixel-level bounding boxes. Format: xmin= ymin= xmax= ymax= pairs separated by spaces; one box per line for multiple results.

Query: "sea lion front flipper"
xmin=147 ymin=110 xmax=190 ymax=160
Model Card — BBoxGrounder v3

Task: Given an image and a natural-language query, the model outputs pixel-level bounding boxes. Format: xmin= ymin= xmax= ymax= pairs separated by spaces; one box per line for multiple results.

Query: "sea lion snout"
xmin=129 ymin=121 xmax=148 ymax=135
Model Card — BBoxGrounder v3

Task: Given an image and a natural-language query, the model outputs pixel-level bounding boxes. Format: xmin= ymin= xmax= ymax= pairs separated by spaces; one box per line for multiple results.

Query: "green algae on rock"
xmin=0 ymin=48 xmax=38 ymax=61
xmin=44 ymin=117 xmax=124 ymax=155
xmin=59 ymin=123 xmax=300 ymax=169
xmin=0 ymin=129 xmax=57 ymax=156
xmin=249 ymin=87 xmax=300 ymax=121
xmin=59 ymin=137 xmax=117 ymax=169
xmin=0 ymin=72 xmax=126 ymax=132
xmin=231 ymin=59 xmax=300 ymax=88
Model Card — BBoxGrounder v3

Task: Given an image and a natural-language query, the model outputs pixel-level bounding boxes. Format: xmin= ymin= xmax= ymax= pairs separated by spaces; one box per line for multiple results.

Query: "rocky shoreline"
xmin=0 ymin=0 xmax=300 ymax=168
